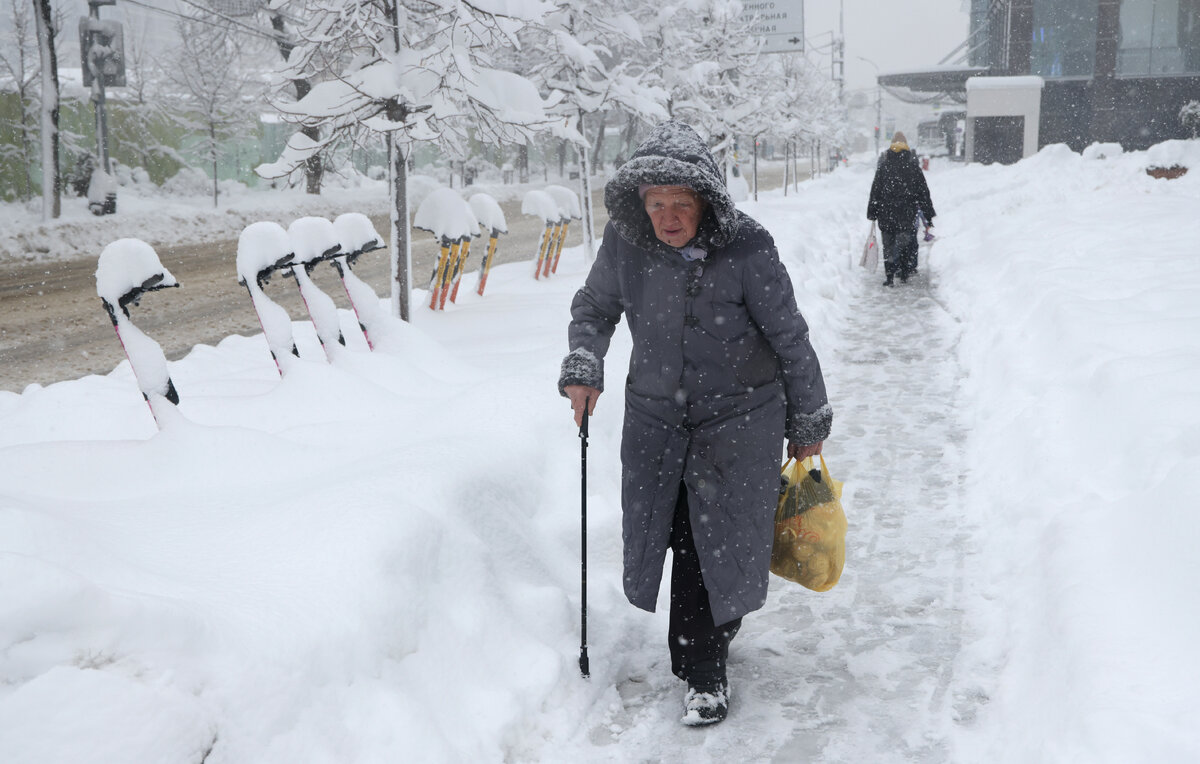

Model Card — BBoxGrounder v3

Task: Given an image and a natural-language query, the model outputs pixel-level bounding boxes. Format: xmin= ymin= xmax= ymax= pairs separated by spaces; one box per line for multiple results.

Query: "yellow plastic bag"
xmin=769 ymin=455 xmax=847 ymax=592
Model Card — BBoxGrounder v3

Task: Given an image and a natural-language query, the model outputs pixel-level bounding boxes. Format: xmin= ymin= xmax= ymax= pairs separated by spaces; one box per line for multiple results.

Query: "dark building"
xmin=879 ymin=0 xmax=1200 ymax=152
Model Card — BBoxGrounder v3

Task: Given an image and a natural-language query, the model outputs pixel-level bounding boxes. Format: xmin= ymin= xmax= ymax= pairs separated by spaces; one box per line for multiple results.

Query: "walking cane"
xmin=579 ymin=405 xmax=590 ymax=678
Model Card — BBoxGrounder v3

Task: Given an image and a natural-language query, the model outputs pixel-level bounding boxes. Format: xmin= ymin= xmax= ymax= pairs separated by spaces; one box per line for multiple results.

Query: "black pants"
xmin=668 ymin=483 xmax=741 ymax=684
xmin=880 ymin=227 xmax=918 ymax=280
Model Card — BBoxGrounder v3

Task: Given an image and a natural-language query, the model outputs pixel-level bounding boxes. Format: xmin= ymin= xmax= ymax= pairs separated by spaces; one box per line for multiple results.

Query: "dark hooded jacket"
xmin=558 ymin=121 xmax=832 ymax=625
xmin=867 ymin=148 xmax=936 ymax=232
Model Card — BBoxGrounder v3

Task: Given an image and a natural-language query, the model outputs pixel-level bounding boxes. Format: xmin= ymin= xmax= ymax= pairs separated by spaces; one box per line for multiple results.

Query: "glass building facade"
xmin=1117 ymin=0 xmax=1200 ymax=74
xmin=1024 ymin=0 xmax=1200 ymax=77
xmin=1031 ymin=0 xmax=1099 ymax=76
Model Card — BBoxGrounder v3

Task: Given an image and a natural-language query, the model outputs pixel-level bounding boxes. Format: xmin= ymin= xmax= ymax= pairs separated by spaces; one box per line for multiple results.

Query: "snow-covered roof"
xmin=965 ymin=75 xmax=1045 ymax=91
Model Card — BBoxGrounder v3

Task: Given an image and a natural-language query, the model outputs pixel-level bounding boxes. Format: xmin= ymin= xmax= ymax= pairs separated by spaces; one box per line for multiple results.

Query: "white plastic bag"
xmin=860 ymin=222 xmax=879 ymax=272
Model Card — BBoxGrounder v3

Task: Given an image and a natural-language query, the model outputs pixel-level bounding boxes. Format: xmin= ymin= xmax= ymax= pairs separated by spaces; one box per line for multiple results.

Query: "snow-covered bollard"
xmin=236 ymin=221 xmax=300 ymax=376
xmin=414 ymin=188 xmax=479 ymax=310
xmin=286 ymin=216 xmax=346 ymax=357
xmin=467 ymin=193 xmax=508 ymax=297
xmin=522 ymin=189 xmax=560 ymax=280
xmin=331 ymin=212 xmax=386 ymax=350
xmin=543 ymin=184 xmax=581 ymax=276
xmin=88 ymin=169 xmax=118 ymax=216
xmin=95 ymin=238 xmax=180 ymax=425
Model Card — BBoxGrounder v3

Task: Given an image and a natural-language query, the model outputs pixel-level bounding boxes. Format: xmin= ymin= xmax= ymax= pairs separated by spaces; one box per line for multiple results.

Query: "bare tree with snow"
xmin=165 ymin=11 xmax=265 ymax=208
xmin=260 ymin=0 xmax=575 ymax=321
xmin=115 ymin=18 xmax=189 ymax=183
xmin=647 ymin=0 xmax=772 ymax=180
xmin=1 ymin=0 xmax=40 ymax=201
xmin=520 ymin=0 xmax=668 ymax=256
xmin=264 ymin=9 xmax=323 ymax=194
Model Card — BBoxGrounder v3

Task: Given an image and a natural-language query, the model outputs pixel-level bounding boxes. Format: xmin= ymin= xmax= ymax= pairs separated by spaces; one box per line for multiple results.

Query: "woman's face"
xmin=643 ymin=186 xmax=705 ymax=248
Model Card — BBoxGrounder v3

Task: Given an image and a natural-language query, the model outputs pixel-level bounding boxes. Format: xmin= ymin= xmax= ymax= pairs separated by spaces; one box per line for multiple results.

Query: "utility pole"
xmin=857 ymin=55 xmax=883 ymax=155
xmin=80 ymin=0 xmax=123 ymax=214
xmin=833 ymin=0 xmax=845 ymax=102
xmin=874 ymin=86 xmax=882 ymax=155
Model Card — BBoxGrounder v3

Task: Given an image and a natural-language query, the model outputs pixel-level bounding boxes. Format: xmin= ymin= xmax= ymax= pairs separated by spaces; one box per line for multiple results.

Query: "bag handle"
xmin=781 ymin=454 xmax=830 ymax=482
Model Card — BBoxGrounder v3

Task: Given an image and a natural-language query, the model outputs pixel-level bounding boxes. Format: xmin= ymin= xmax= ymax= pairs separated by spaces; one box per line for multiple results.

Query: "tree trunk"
xmin=210 ymin=123 xmax=219 ymax=208
xmin=783 ymin=141 xmax=790 ymax=197
xmin=32 ymin=0 xmax=60 ymax=219
xmin=590 ymin=111 xmax=606 ymax=171
xmin=389 ymin=135 xmax=411 ymax=321
xmin=519 ymin=141 xmax=529 ymax=184
xmin=19 ymin=94 xmax=35 ymax=200
xmin=576 ymin=110 xmax=596 ymax=261
xmin=619 ymin=112 xmax=638 ymax=164
xmin=270 ymin=13 xmax=322 ymax=195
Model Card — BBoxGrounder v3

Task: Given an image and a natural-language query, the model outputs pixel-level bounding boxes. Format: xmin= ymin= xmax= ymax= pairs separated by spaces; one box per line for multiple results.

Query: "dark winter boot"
xmin=681 ymin=677 xmax=730 ymax=726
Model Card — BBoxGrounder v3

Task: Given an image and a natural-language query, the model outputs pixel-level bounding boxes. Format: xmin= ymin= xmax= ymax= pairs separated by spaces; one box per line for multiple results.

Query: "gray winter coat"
xmin=558 ymin=121 xmax=832 ymax=625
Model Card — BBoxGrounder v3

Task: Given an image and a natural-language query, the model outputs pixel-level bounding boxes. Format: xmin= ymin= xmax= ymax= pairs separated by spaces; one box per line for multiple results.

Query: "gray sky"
xmin=804 ymin=0 xmax=971 ymax=92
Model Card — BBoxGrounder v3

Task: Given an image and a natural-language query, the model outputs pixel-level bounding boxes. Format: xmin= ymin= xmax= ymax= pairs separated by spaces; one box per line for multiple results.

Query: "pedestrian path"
xmin=546 ymin=263 xmax=983 ymax=762
xmin=757 ymin=265 xmax=979 ymax=761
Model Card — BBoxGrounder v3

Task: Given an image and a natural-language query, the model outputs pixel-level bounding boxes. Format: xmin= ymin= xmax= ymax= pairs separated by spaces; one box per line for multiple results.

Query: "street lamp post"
xmin=857 ymin=56 xmax=883 ymax=155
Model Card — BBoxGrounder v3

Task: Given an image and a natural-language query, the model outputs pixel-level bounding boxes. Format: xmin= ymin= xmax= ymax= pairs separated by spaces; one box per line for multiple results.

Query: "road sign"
xmin=79 ymin=18 xmax=126 ymax=88
xmin=740 ymin=0 xmax=804 ymax=55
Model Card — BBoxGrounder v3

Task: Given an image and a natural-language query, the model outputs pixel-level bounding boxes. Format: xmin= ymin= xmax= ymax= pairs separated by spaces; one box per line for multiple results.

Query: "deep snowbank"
xmin=930 ymin=141 xmax=1200 ymax=762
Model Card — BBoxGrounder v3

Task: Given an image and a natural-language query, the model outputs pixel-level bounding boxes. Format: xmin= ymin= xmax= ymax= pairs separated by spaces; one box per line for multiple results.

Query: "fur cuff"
xmin=558 ymin=347 xmax=604 ymax=396
xmin=786 ymin=403 xmax=833 ymax=445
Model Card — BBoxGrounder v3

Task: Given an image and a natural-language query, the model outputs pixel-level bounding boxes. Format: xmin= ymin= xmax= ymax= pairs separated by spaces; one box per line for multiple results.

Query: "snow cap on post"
xmin=468 ymin=193 xmax=507 ymax=235
xmin=236 ymin=222 xmax=294 ymax=287
xmin=413 ymin=188 xmax=479 ymax=241
xmin=543 ymin=184 xmax=582 ymax=221
xmin=287 ymin=217 xmax=342 ymax=265
xmin=333 ymin=213 xmax=384 ymax=257
xmin=95 ymin=238 xmax=178 ymax=308
xmin=521 ymin=189 xmax=561 ymax=225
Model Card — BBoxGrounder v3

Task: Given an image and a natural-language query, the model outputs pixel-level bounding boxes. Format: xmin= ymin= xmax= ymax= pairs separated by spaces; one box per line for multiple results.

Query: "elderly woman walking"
xmin=558 ymin=121 xmax=832 ymax=726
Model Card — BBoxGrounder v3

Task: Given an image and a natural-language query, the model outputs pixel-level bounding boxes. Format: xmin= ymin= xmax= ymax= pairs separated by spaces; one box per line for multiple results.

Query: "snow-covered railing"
xmin=522 ymin=189 xmax=561 ymax=280
xmin=467 ymin=193 xmax=507 ymax=297
xmin=332 ymin=212 xmax=386 ymax=349
xmin=236 ymin=221 xmax=300 ymax=376
xmin=95 ymin=238 xmax=180 ymax=426
xmin=286 ymin=216 xmax=347 ymax=358
xmin=414 ymin=187 xmax=479 ymax=311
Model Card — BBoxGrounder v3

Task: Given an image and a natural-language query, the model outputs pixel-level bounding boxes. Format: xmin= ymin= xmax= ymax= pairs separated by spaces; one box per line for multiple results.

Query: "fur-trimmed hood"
xmin=604 ymin=121 xmax=741 ymax=252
